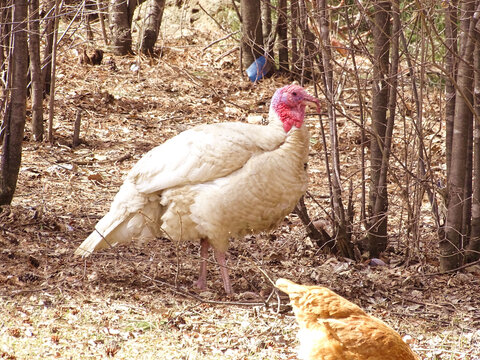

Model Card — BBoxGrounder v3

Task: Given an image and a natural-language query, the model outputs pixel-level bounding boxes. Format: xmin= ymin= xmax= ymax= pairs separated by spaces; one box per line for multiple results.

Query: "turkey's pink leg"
xmin=194 ymin=238 xmax=209 ymax=290
xmin=214 ymin=250 xmax=233 ymax=295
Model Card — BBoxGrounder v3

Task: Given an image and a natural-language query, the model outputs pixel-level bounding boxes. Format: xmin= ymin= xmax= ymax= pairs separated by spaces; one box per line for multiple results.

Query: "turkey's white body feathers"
xmin=75 ymin=111 xmax=309 ymax=256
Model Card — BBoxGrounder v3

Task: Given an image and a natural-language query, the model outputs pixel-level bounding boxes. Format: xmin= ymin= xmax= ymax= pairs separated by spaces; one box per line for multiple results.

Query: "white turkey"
xmin=75 ymin=84 xmax=320 ymax=294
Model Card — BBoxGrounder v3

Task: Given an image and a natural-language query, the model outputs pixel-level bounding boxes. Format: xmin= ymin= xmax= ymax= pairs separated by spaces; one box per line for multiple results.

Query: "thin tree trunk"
xmin=260 ymin=0 xmax=274 ymax=64
xmin=373 ymin=0 xmax=399 ymax=233
xmin=240 ymin=0 xmax=264 ymax=66
xmin=97 ymin=0 xmax=109 ymax=45
xmin=140 ymin=0 xmax=165 ymax=54
xmin=0 ymin=0 xmax=28 ymax=205
xmin=260 ymin=0 xmax=271 ymax=43
xmin=445 ymin=0 xmax=458 ymax=175
xmin=442 ymin=0 xmax=480 ymax=271
xmin=109 ymin=0 xmax=133 ymax=55
xmin=367 ymin=0 xmax=391 ymax=257
xmin=29 ymin=0 xmax=44 ymax=141
xmin=277 ymin=0 xmax=288 ymax=72
xmin=462 ymin=121 xmax=473 ymax=242
xmin=298 ymin=0 xmax=314 ymax=82
xmin=468 ymin=31 xmax=480 ymax=262
xmin=42 ymin=1 xmax=55 ymax=96
xmin=344 ymin=6 xmax=366 ymax=226
xmin=290 ymin=0 xmax=299 ymax=76
xmin=0 ymin=5 xmax=11 ymax=113
xmin=316 ymin=0 xmax=353 ymax=258
xmin=48 ymin=0 xmax=61 ymax=144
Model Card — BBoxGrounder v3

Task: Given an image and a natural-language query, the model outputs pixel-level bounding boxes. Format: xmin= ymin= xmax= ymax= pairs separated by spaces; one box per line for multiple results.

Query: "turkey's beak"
xmin=302 ymin=95 xmax=321 ymax=114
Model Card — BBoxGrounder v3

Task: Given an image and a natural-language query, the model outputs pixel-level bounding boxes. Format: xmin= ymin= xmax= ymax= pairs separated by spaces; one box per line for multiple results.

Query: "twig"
xmin=96 ymin=0 xmax=109 ymax=45
xmin=203 ymin=31 xmax=239 ymax=52
xmin=71 ymin=153 xmax=132 ymax=166
xmin=214 ymin=46 xmax=239 ymax=62
xmin=142 ymin=273 xmax=266 ymax=306
xmin=73 ymin=108 xmax=82 ymax=147
xmin=231 ymin=0 xmax=242 ymax=23
xmin=424 ymin=258 xmax=480 ymax=276
xmin=197 ymin=2 xmax=226 ymax=33
xmin=158 ymin=59 xmax=250 ymax=111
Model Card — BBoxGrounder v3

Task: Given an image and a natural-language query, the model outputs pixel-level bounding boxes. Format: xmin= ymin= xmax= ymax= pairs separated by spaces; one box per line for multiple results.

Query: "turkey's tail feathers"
xmin=75 ymin=197 xmax=162 ymax=257
xmin=74 ymin=211 xmax=132 ymax=257
xmin=74 ymin=228 xmax=110 ymax=256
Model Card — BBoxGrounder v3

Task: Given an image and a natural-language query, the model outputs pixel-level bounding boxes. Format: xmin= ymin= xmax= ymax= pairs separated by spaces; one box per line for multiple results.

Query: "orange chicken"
xmin=276 ymin=278 xmax=419 ymax=360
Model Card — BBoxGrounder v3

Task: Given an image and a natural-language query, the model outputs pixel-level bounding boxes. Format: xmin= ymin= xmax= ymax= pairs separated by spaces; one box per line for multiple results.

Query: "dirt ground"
xmin=1 ymin=4 xmax=480 ymax=359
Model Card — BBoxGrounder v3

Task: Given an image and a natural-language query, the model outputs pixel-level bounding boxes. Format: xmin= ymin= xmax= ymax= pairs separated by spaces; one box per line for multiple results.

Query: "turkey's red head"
xmin=271 ymin=84 xmax=320 ymax=132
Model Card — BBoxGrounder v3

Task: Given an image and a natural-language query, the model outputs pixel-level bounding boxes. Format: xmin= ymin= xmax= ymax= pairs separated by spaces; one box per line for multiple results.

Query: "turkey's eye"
xmin=292 ymin=92 xmax=297 ymax=96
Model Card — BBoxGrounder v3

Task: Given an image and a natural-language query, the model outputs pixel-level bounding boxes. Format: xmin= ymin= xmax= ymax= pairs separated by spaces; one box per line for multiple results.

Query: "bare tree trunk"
xmin=260 ymin=0 xmax=274 ymax=64
xmin=290 ymin=0 xmax=299 ymax=75
xmin=97 ymin=0 xmax=109 ymax=45
xmin=367 ymin=1 xmax=391 ymax=257
xmin=462 ymin=122 xmax=473 ymax=241
xmin=109 ymin=0 xmax=133 ymax=55
xmin=294 ymin=196 xmax=331 ymax=248
xmin=240 ymin=0 xmax=264 ymax=66
xmin=277 ymin=0 xmax=288 ymax=73
xmin=445 ymin=0 xmax=458 ymax=175
xmin=316 ymin=0 xmax=353 ymax=258
xmin=42 ymin=0 xmax=55 ymax=96
xmin=140 ymin=0 xmax=165 ymax=54
xmin=468 ymin=31 xmax=480 ymax=262
xmin=298 ymin=0 xmax=315 ymax=82
xmin=0 ymin=0 xmax=28 ymax=205
xmin=47 ymin=0 xmax=61 ymax=144
xmin=0 ymin=4 xmax=11 ymax=111
xmin=469 ymin=47 xmax=480 ymax=261
xmin=442 ymin=0 xmax=479 ymax=271
xmin=372 ymin=0 xmax=399 ymax=252
xmin=29 ymin=0 xmax=44 ymax=142
xmin=260 ymin=0 xmax=271 ymax=42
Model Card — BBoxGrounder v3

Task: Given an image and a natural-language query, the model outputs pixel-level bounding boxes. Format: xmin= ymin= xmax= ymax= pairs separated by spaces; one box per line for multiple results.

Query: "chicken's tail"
xmin=275 ymin=278 xmax=308 ymax=295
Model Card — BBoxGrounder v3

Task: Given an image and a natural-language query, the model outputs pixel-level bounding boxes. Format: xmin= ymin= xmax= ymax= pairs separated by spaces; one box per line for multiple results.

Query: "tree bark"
xmin=367 ymin=0 xmax=391 ymax=257
xmin=260 ymin=0 xmax=274 ymax=63
xmin=316 ymin=0 xmax=353 ymax=258
xmin=109 ymin=0 xmax=133 ymax=55
xmin=260 ymin=0 xmax=271 ymax=42
xmin=0 ymin=0 xmax=28 ymax=205
xmin=297 ymin=0 xmax=315 ymax=82
xmin=140 ymin=0 xmax=165 ymax=54
xmin=373 ymin=0 xmax=399 ymax=240
xmin=290 ymin=0 xmax=299 ymax=75
xmin=467 ymin=31 xmax=480 ymax=262
xmin=442 ymin=0 xmax=479 ymax=271
xmin=277 ymin=0 xmax=288 ymax=72
xmin=47 ymin=0 xmax=61 ymax=144
xmin=445 ymin=0 xmax=458 ymax=175
xmin=240 ymin=0 xmax=264 ymax=66
xmin=0 ymin=5 xmax=11 ymax=114
xmin=28 ymin=0 xmax=44 ymax=141
xmin=42 ymin=0 xmax=55 ymax=96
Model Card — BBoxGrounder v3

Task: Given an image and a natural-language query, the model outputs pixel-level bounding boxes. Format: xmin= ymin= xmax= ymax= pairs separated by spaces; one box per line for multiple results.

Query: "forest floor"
xmin=1 ymin=4 xmax=480 ymax=360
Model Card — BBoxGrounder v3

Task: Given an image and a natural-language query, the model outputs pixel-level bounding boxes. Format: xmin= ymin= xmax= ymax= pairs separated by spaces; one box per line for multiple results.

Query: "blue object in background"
xmin=246 ymin=56 xmax=271 ymax=82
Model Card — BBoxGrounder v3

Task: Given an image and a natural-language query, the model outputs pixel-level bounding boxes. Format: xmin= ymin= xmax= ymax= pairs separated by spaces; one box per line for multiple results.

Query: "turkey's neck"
xmin=269 ymin=108 xmax=310 ymax=157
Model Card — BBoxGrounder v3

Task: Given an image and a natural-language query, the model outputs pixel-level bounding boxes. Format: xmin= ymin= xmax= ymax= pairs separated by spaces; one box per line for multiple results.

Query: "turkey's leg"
xmin=194 ymin=238 xmax=209 ymax=290
xmin=214 ymin=249 xmax=232 ymax=295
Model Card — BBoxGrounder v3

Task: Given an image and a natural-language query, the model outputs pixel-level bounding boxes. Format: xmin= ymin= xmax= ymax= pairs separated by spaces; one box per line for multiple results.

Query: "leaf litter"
xmin=1 ymin=4 xmax=480 ymax=359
